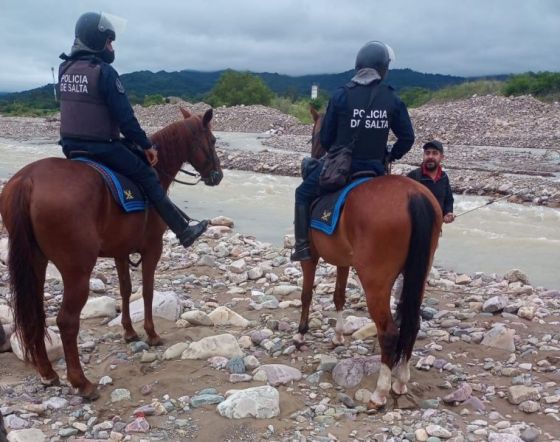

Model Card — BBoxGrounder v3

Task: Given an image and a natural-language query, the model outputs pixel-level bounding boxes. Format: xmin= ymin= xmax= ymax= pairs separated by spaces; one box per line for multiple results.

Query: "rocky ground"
xmin=0 ymin=217 xmax=559 ymax=442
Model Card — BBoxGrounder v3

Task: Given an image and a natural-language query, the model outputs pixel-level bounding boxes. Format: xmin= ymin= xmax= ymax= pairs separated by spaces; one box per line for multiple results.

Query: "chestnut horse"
xmin=0 ymin=108 xmax=222 ymax=400
xmin=294 ymin=109 xmax=442 ymax=409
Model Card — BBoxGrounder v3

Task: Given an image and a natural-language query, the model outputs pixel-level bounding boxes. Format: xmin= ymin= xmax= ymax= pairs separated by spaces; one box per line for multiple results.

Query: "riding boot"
xmin=290 ymin=204 xmax=312 ymax=261
xmin=152 ymin=196 xmax=209 ymax=248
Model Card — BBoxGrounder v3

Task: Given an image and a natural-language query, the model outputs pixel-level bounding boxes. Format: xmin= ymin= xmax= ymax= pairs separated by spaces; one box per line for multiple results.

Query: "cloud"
xmin=0 ymin=0 xmax=558 ymax=91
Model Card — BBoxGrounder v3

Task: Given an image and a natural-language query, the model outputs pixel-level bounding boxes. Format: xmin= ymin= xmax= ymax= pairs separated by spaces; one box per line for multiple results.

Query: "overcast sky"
xmin=0 ymin=0 xmax=558 ymax=92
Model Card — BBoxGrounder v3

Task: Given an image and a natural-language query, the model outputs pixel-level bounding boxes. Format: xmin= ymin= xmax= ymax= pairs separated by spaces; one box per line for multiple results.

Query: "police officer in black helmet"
xmin=291 ymin=41 xmax=415 ymax=261
xmin=58 ymin=12 xmax=208 ymax=248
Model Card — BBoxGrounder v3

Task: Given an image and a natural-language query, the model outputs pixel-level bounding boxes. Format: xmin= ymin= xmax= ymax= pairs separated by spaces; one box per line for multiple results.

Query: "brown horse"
xmin=0 ymin=108 xmax=222 ymax=400
xmin=294 ymin=109 xmax=442 ymax=409
xmin=309 ymin=107 xmax=326 ymax=159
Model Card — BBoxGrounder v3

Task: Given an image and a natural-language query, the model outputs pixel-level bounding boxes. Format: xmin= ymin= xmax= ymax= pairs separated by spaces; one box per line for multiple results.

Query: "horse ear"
xmin=310 ymin=106 xmax=320 ymax=122
xmin=202 ymin=108 xmax=213 ymax=127
xmin=180 ymin=108 xmax=192 ymax=119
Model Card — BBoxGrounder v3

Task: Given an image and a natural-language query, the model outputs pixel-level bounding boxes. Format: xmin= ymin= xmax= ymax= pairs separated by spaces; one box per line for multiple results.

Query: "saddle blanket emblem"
xmin=72 ymin=157 xmax=147 ymax=213
xmin=310 ymin=178 xmax=372 ymax=235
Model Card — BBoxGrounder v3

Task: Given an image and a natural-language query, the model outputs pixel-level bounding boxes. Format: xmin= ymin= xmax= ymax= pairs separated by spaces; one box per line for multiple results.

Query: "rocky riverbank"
xmin=1 ymin=94 xmax=559 ymax=208
xmin=1 ymin=218 xmax=559 ymax=442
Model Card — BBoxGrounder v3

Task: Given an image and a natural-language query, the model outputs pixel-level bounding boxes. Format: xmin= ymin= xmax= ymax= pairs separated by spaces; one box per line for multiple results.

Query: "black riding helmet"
xmin=75 ymin=12 xmax=116 ymax=52
xmin=355 ymin=41 xmax=395 ymax=79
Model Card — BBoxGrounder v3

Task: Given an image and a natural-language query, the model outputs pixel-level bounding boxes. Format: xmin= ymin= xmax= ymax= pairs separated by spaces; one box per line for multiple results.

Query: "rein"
xmin=160 ymin=167 xmax=201 ymax=186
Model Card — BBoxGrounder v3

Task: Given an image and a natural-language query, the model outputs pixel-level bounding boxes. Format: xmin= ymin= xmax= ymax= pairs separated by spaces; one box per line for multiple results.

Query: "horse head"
xmin=178 ymin=107 xmax=223 ymax=186
xmin=310 ymin=106 xmax=326 ymax=159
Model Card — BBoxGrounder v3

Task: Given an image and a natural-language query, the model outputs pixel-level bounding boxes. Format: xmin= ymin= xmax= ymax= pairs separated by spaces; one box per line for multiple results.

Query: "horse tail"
xmin=394 ymin=192 xmax=436 ymax=364
xmin=4 ymin=178 xmax=47 ymax=364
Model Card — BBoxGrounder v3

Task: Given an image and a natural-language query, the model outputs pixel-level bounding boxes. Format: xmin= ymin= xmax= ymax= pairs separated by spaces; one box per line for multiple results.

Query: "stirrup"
xmin=178 ymin=220 xmax=209 ymax=248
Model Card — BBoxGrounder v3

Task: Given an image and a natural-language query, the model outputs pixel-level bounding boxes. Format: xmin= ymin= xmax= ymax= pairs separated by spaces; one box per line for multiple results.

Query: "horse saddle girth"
xmin=72 ymin=157 xmax=147 ymax=213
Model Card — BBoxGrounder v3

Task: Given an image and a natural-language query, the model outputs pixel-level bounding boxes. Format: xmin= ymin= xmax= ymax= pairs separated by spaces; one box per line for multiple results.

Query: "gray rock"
xmin=226 ymin=356 xmax=246 ymax=374
xmin=191 ymin=394 xmax=225 ymax=407
xmin=481 ymin=326 xmax=516 ymax=352
xmin=253 ymin=364 xmax=302 ymax=386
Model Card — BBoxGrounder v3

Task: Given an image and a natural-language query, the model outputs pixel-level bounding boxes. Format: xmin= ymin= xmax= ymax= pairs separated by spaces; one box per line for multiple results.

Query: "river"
xmin=1 ymin=137 xmax=558 ymax=289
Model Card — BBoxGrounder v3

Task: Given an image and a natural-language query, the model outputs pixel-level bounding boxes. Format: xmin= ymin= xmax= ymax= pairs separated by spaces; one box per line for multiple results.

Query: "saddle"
xmin=310 ymin=175 xmax=376 ymax=235
xmin=70 ymin=154 xmax=147 ymax=213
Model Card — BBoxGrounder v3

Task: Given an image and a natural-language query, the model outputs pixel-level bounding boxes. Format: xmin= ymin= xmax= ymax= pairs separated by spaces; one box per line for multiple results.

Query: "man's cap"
xmin=423 ymin=140 xmax=444 ymax=153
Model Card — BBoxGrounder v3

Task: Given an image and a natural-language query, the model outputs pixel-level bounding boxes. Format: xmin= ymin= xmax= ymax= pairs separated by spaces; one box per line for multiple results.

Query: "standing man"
xmin=58 ymin=12 xmax=208 ymax=248
xmin=407 ymin=140 xmax=455 ymax=223
xmin=291 ymin=41 xmax=415 ymax=261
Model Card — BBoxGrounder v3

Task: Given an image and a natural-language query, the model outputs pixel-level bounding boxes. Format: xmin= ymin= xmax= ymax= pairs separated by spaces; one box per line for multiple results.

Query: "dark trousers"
xmin=62 ymin=140 xmax=165 ymax=203
xmin=295 ymin=158 xmax=385 ymax=206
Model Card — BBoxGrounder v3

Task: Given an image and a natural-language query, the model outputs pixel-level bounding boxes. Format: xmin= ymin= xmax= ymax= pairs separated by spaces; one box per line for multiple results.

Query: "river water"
xmin=1 ymin=138 xmax=558 ymax=289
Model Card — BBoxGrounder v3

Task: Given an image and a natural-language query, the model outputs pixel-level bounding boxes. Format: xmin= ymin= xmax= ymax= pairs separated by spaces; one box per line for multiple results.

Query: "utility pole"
xmin=51 ymin=67 xmax=57 ymax=102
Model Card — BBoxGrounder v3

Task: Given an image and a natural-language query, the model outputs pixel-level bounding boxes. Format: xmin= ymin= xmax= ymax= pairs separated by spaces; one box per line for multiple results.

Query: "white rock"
xmin=352 ymin=323 xmax=377 ymax=340
xmin=252 ymin=364 xmax=302 ymax=386
xmin=11 ymin=328 xmax=63 ymax=362
xmin=0 ymin=237 xmax=8 ymax=264
xmin=228 ymin=259 xmax=247 ymax=274
xmin=267 ymin=285 xmax=300 ymax=297
xmin=80 ymin=296 xmax=117 ymax=319
xmin=217 ymin=386 xmax=279 ymax=419
xmin=481 ymin=326 xmax=516 ymax=352
xmin=163 ymin=342 xmax=191 ymax=360
xmin=208 ymin=306 xmax=249 ymax=328
xmin=181 ymin=310 xmax=213 ymax=326
xmin=0 ymin=304 xmax=14 ymax=324
xmin=211 ymin=216 xmax=234 ymax=227
xmin=248 ymin=266 xmax=264 ymax=280
xmin=426 ymin=424 xmax=452 ymax=438
xmin=7 ymin=428 xmax=47 ymax=442
xmin=181 ymin=333 xmax=244 ymax=359
xmin=342 ymin=316 xmax=372 ymax=335
xmin=108 ymin=291 xmax=180 ymax=326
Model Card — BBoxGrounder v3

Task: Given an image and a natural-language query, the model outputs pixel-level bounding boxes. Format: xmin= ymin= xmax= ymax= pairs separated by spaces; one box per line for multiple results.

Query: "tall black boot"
xmin=290 ymin=204 xmax=312 ymax=261
xmin=152 ymin=196 xmax=209 ymax=248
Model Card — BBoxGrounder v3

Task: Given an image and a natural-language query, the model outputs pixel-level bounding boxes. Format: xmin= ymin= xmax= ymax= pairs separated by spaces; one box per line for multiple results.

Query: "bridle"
xmin=159 ymin=127 xmax=219 ymax=186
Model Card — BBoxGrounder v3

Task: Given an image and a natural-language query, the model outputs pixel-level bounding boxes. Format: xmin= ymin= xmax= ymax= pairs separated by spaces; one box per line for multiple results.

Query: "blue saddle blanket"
xmin=72 ymin=157 xmax=147 ymax=213
xmin=310 ymin=178 xmax=372 ymax=235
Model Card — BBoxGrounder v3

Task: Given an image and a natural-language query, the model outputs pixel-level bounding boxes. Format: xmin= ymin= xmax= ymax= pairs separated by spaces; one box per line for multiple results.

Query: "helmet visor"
xmin=98 ymin=12 xmax=127 ymax=40
xmin=385 ymin=44 xmax=396 ymax=63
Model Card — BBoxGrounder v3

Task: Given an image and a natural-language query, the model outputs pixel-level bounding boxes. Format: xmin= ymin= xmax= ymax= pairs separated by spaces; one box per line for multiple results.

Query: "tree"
xmin=206 ymin=70 xmax=274 ymax=107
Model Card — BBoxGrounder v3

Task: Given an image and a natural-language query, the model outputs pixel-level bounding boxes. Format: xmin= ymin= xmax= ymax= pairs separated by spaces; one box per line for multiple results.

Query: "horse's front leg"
xmin=293 ymin=257 xmax=319 ymax=349
xmin=141 ymin=241 xmax=163 ymax=346
xmin=332 ymin=266 xmax=349 ymax=347
xmin=115 ymin=257 xmax=139 ymax=342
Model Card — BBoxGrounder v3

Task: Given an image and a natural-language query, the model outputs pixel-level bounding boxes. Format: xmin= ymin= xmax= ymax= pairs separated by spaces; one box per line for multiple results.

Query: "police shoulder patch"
xmin=115 ymin=78 xmax=125 ymax=94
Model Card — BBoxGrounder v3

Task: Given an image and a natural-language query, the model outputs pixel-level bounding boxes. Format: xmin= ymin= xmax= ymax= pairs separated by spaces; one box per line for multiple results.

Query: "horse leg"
xmin=293 ymin=257 xmax=319 ymax=349
xmin=115 ymin=258 xmax=139 ymax=342
xmin=392 ymin=360 xmax=410 ymax=395
xmin=141 ymin=246 xmax=163 ymax=346
xmin=31 ymin=256 xmax=60 ymax=386
xmin=57 ymin=270 xmax=98 ymax=400
xmin=355 ymin=268 xmax=398 ymax=410
xmin=332 ymin=266 xmax=349 ymax=347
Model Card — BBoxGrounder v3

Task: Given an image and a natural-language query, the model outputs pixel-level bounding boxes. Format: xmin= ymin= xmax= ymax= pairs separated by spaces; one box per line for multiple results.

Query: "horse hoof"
xmin=124 ymin=333 xmax=141 ymax=343
xmin=392 ymin=381 xmax=408 ymax=395
xmin=80 ymin=385 xmax=100 ymax=401
xmin=147 ymin=335 xmax=163 ymax=347
xmin=367 ymin=399 xmax=386 ymax=411
xmin=41 ymin=376 xmax=60 ymax=387
xmin=292 ymin=334 xmax=306 ymax=350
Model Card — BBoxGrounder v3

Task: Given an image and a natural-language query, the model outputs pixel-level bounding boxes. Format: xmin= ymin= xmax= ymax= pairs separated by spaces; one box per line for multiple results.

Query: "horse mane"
xmin=150 ymin=115 xmax=201 ymax=189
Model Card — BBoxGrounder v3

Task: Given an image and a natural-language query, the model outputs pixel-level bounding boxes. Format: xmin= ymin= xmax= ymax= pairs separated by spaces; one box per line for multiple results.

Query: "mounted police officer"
xmin=58 ymin=12 xmax=208 ymax=248
xmin=291 ymin=41 xmax=415 ymax=261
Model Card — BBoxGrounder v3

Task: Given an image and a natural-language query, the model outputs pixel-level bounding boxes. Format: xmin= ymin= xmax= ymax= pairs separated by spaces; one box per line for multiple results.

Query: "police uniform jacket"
xmin=320 ymin=80 xmax=415 ymax=175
